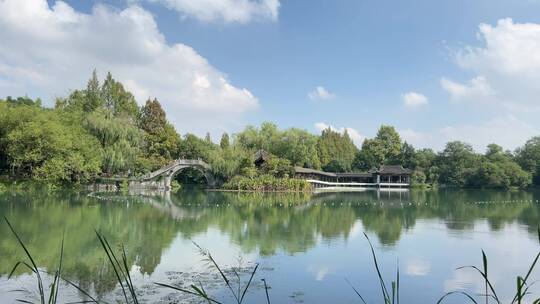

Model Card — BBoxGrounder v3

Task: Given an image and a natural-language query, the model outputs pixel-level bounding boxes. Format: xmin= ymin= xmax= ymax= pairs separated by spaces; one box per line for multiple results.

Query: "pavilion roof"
xmin=336 ymin=172 xmax=372 ymax=178
xmin=294 ymin=166 xmax=337 ymax=177
xmin=254 ymin=149 xmax=271 ymax=163
xmin=370 ymin=165 xmax=412 ymax=175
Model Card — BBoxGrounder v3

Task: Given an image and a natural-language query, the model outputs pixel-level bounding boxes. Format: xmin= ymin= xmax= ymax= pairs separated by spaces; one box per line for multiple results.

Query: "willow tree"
xmin=85 ymin=110 xmax=142 ymax=176
xmin=1 ymin=103 xmax=101 ymax=183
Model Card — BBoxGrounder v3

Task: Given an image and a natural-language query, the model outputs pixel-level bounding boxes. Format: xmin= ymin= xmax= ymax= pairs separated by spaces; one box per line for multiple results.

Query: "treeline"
xmin=1 ymin=71 xmax=540 ymax=189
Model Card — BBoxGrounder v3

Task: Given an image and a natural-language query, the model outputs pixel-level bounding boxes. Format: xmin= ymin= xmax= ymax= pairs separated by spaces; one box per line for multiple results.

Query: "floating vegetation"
xmin=3 ymin=193 xmax=540 ymax=303
xmin=4 ymin=216 xmax=270 ymax=304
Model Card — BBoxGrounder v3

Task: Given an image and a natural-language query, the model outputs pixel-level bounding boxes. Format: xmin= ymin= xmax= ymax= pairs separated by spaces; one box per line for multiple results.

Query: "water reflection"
xmin=0 ymin=189 xmax=539 ymax=302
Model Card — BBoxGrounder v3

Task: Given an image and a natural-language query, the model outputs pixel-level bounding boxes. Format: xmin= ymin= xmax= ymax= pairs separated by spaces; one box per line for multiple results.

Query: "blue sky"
xmin=3 ymin=0 xmax=540 ymax=151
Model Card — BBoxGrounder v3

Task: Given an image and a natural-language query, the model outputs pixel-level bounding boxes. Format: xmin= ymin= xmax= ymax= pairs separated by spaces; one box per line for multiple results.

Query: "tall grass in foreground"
xmin=4 ymin=216 xmax=267 ymax=304
xmin=4 ymin=216 xmax=99 ymax=304
xmin=154 ymin=242 xmax=264 ymax=304
xmin=438 ymin=229 xmax=540 ymax=304
xmin=347 ymin=233 xmax=400 ymax=304
xmin=95 ymin=230 xmax=139 ymax=304
xmin=5 ymin=215 xmax=540 ymax=304
xmin=349 ymin=229 xmax=540 ymax=304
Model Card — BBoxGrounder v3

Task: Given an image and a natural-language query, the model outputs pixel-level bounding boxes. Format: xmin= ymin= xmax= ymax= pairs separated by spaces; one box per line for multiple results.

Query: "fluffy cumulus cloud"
xmin=432 ymin=18 xmax=540 ymax=151
xmin=314 ymin=122 xmax=365 ymax=147
xmin=440 ymin=76 xmax=494 ymax=102
xmin=399 ymin=116 xmax=538 ymax=152
xmin=0 ymin=0 xmax=259 ymax=136
xmin=441 ymin=18 xmax=540 ymax=110
xmin=308 ymin=86 xmax=335 ymax=101
xmin=144 ymin=0 xmax=280 ymax=23
xmin=402 ymin=91 xmax=428 ymax=108
xmin=405 ymin=259 xmax=431 ymax=276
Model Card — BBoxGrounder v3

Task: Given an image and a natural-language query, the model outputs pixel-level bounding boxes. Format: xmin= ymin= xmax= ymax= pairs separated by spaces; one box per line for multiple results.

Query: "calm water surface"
xmin=1 ymin=189 xmax=539 ymax=303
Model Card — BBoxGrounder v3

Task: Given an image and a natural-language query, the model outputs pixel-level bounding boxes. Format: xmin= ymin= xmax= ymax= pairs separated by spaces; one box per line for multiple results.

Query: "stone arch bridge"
xmin=130 ymin=159 xmax=216 ymax=190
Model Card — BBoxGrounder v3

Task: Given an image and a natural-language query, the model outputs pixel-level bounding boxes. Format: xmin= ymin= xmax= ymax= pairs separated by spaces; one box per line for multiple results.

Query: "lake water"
xmin=1 ymin=189 xmax=539 ymax=303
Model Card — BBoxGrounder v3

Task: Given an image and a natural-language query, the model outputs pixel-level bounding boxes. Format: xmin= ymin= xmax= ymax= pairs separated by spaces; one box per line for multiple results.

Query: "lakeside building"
xmin=252 ymin=149 xmax=411 ymax=189
xmin=294 ymin=165 xmax=411 ymax=188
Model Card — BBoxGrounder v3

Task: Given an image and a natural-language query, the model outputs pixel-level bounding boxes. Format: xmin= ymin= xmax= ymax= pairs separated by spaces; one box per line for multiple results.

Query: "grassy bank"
xmin=222 ymin=175 xmax=311 ymax=192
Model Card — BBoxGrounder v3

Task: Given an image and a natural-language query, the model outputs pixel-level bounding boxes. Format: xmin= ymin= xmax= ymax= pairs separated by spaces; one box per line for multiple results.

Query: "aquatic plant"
xmin=222 ymin=175 xmax=311 ymax=192
xmin=348 ymin=229 xmax=540 ymax=304
xmin=95 ymin=230 xmax=139 ymax=304
xmin=4 ymin=214 xmax=540 ymax=304
xmin=155 ymin=242 xmax=263 ymax=304
xmin=438 ymin=228 xmax=540 ymax=304
xmin=348 ymin=232 xmax=400 ymax=304
xmin=4 ymin=216 xmax=99 ymax=304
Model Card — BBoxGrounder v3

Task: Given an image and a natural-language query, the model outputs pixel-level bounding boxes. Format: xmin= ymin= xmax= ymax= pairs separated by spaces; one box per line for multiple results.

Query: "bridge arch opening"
xmin=172 ymin=167 xmax=212 ymax=189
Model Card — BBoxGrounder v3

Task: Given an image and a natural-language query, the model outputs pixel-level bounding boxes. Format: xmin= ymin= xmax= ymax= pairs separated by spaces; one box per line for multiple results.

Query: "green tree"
xmin=413 ymin=148 xmax=438 ymax=185
xmin=85 ymin=110 xmax=142 ymax=175
xmin=317 ymin=127 xmax=358 ymax=172
xmin=468 ymin=143 xmax=532 ymax=189
xmin=220 ymin=133 xmax=230 ymax=149
xmin=515 ymin=136 xmax=540 ymax=185
xmin=261 ymin=156 xmax=294 ymax=178
xmin=375 ymin=125 xmax=402 ymax=163
xmin=85 ymin=69 xmax=101 ymax=112
xmin=437 ymin=141 xmax=478 ymax=187
xmin=56 ymin=70 xmax=139 ymax=120
xmin=208 ymin=146 xmax=252 ymax=181
xmin=400 ymin=142 xmax=416 ymax=169
xmin=138 ymin=98 xmax=181 ymax=170
xmin=354 ymin=125 xmax=402 ymax=170
xmin=140 ymin=98 xmax=167 ymax=134
xmin=179 ymin=133 xmax=216 ymax=161
xmin=100 ymin=72 xmax=139 ymax=119
xmin=235 ymin=122 xmax=321 ymax=169
xmin=410 ymin=170 xmax=427 ymax=186
xmin=1 ymin=107 xmax=101 ymax=183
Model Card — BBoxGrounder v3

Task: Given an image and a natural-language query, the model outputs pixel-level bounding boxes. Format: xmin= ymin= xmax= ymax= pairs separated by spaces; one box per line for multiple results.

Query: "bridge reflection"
xmin=1 ymin=189 xmax=539 ymax=298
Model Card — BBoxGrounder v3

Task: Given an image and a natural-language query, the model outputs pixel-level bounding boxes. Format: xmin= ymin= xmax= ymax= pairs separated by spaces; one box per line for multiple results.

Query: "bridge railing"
xmin=138 ymin=159 xmax=211 ymax=181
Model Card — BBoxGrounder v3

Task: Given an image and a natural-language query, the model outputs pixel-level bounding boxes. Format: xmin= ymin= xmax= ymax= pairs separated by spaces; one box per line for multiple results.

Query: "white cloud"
xmin=402 ymin=91 xmax=428 ymax=108
xmin=399 ymin=128 xmax=434 ymax=148
xmin=441 ymin=18 xmax=540 ymax=109
xmin=457 ymin=18 xmax=540 ymax=75
xmin=440 ymin=76 xmax=494 ymax=102
xmin=314 ymin=122 xmax=365 ymax=147
xmin=399 ymin=116 xmax=538 ymax=151
xmin=308 ymin=86 xmax=335 ymax=101
xmin=0 ymin=0 xmax=259 ymax=136
xmin=434 ymin=19 xmax=540 ymax=151
xmin=405 ymin=259 xmax=431 ymax=276
xmin=145 ymin=0 xmax=280 ymax=23
xmin=306 ymin=264 xmax=330 ymax=281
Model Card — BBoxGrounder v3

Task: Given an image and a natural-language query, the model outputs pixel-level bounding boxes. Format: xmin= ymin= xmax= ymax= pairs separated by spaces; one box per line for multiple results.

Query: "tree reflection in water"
xmin=0 ymin=188 xmax=539 ymax=298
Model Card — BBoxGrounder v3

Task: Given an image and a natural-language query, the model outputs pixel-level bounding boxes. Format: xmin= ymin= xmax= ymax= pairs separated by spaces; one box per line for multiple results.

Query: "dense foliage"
xmin=223 ymin=175 xmax=311 ymax=192
xmin=0 ymin=71 xmax=538 ymax=189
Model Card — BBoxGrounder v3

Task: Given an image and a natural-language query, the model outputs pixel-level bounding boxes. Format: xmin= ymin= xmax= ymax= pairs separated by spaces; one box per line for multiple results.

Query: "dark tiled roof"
xmin=254 ymin=149 xmax=270 ymax=162
xmin=336 ymin=172 xmax=372 ymax=178
xmin=294 ymin=166 xmax=337 ymax=177
xmin=295 ymin=165 xmax=411 ymax=177
xmin=371 ymin=165 xmax=412 ymax=174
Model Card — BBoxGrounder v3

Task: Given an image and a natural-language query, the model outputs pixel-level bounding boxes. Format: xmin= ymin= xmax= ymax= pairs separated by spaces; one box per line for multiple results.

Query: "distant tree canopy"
xmin=0 ymin=70 xmax=538 ymax=189
xmin=317 ymin=127 xmax=358 ymax=172
xmin=354 ymin=125 xmax=402 ymax=170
